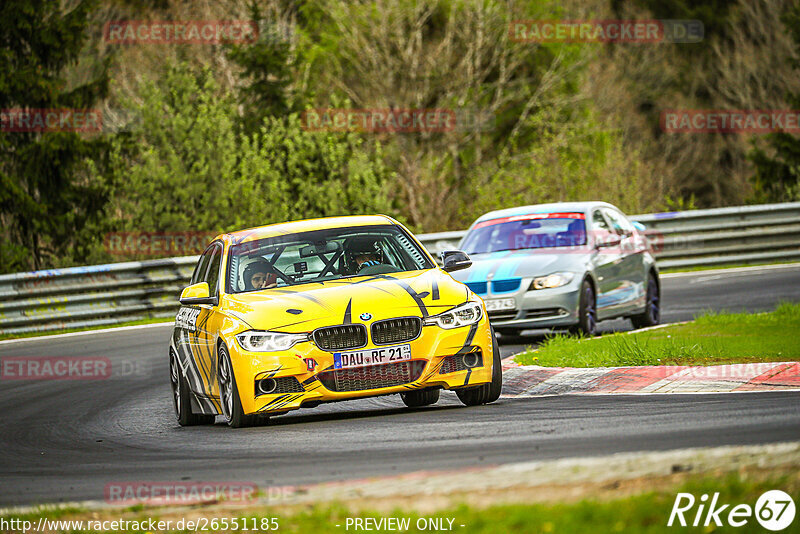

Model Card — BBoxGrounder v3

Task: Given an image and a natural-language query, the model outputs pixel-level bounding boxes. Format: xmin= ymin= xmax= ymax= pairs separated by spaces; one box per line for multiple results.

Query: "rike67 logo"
xmin=669 ymin=490 xmax=796 ymax=531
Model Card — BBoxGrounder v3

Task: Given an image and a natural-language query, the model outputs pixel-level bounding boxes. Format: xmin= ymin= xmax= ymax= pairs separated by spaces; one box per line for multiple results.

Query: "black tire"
xmin=218 ymin=343 xmax=259 ymax=428
xmin=170 ymin=351 xmax=215 ymax=426
xmin=456 ymin=327 xmax=502 ymax=406
xmin=569 ymin=279 xmax=597 ymax=336
xmin=631 ymin=272 xmax=660 ymax=329
xmin=401 ymin=387 xmax=440 ymax=407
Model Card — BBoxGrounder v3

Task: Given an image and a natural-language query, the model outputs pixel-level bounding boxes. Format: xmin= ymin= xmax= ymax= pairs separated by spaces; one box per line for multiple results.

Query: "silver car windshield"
xmin=226 ymin=224 xmax=434 ymax=293
xmin=462 ymin=213 xmax=587 ymax=254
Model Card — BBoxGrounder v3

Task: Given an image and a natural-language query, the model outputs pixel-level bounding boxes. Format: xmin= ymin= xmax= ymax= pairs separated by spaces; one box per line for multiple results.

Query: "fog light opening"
xmin=462 ymin=353 xmax=480 ymax=368
xmin=257 ymin=378 xmax=277 ymax=395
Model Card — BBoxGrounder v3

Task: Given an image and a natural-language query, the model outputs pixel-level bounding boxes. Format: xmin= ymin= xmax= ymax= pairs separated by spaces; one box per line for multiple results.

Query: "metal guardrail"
xmin=2 ymin=202 xmax=799 ymax=335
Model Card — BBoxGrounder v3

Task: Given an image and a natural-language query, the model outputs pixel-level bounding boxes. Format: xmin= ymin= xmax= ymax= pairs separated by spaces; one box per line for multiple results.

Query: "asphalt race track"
xmin=1 ymin=265 xmax=799 ymax=506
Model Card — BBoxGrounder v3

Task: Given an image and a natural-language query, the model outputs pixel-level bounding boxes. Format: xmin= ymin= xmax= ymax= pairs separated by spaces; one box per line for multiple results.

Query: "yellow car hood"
xmin=222 ymin=269 xmax=471 ymax=333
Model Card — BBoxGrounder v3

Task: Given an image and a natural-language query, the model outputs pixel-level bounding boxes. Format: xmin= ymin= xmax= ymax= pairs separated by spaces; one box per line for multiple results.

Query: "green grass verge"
xmin=0 ymin=316 xmax=172 ymax=341
xmin=515 ymin=302 xmax=800 ymax=367
xmin=2 ymin=472 xmax=796 ymax=533
xmin=275 ymin=473 xmax=796 ymax=533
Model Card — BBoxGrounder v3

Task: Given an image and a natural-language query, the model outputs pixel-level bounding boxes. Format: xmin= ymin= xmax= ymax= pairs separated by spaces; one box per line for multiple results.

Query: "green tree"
xmin=226 ymin=2 xmax=301 ymax=134
xmin=105 ymin=64 xmax=241 ymax=234
xmin=748 ymin=5 xmax=800 ymax=202
xmin=0 ymin=0 xmax=110 ymax=272
xmin=104 ymin=62 xmax=393 ymax=247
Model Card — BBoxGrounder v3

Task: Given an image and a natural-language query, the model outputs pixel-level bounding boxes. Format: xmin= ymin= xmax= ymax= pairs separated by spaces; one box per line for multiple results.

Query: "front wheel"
xmin=456 ymin=328 xmax=502 ymax=406
xmin=218 ymin=343 xmax=259 ymax=428
xmin=631 ymin=272 xmax=660 ymax=329
xmin=401 ymin=388 xmax=440 ymax=407
xmin=569 ymin=279 xmax=597 ymax=336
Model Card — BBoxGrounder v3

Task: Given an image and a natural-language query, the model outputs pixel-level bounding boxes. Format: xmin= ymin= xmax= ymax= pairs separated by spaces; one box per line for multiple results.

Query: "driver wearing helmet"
xmin=346 ymin=236 xmax=384 ymax=274
xmin=242 ymin=259 xmax=278 ymax=290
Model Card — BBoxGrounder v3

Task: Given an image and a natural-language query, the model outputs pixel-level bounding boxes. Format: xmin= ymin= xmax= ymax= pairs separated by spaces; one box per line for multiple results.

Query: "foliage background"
xmin=1 ymin=0 xmax=798 ymax=272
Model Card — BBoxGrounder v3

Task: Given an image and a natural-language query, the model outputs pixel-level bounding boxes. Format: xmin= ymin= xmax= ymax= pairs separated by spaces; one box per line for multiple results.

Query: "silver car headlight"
xmin=529 ymin=272 xmax=575 ymax=290
xmin=235 ymin=330 xmax=308 ymax=352
xmin=423 ymin=302 xmax=483 ymax=329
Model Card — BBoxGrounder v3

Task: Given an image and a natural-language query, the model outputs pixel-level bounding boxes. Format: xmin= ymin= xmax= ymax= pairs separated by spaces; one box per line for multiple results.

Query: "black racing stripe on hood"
xmin=283 ymin=291 xmax=336 ymax=313
xmin=348 ymin=273 xmax=430 ymax=317
xmin=271 ymin=289 xmax=329 ymax=307
xmin=352 ymin=274 xmax=395 ymax=284
xmin=399 ymin=281 xmax=429 ymax=317
xmin=378 ymin=275 xmax=429 ymax=317
xmin=343 ymin=299 xmax=352 ymax=324
xmin=270 ymin=318 xmax=317 ymax=330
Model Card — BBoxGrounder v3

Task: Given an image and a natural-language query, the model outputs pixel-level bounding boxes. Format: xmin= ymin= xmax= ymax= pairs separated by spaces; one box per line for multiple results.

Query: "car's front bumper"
xmin=480 ymin=277 xmax=582 ymax=330
xmin=227 ymin=317 xmax=494 ymax=416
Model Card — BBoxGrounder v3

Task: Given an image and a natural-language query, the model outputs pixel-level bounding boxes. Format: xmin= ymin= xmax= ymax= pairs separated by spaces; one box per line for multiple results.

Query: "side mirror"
xmin=441 ymin=250 xmax=472 ymax=272
xmin=180 ymin=282 xmax=217 ymax=306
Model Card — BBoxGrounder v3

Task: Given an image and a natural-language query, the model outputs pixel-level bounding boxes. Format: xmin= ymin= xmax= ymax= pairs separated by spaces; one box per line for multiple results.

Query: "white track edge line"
xmin=0 ymin=322 xmax=174 ymax=345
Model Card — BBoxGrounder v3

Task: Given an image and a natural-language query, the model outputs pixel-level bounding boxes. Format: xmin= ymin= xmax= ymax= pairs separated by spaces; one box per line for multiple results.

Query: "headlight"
xmin=423 ymin=302 xmax=483 ymax=329
xmin=529 ymin=272 xmax=575 ymax=290
xmin=235 ymin=330 xmax=308 ymax=352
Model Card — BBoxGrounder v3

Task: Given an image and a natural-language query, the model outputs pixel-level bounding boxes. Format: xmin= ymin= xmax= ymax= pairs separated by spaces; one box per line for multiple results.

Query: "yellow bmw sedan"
xmin=169 ymin=215 xmax=501 ymax=427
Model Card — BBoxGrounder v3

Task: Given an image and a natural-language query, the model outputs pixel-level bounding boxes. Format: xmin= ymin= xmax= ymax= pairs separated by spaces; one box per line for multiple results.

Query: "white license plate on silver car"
xmin=485 ymin=298 xmax=516 ymax=312
xmin=333 ymin=344 xmax=412 ymax=370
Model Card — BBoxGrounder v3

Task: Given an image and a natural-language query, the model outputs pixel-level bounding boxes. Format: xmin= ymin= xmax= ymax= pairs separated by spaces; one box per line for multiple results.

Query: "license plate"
xmin=485 ymin=298 xmax=516 ymax=312
xmin=333 ymin=344 xmax=412 ymax=370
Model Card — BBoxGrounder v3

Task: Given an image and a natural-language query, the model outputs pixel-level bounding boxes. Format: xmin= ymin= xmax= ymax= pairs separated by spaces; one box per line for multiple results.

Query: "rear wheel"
xmin=456 ymin=328 xmax=502 ymax=406
xmin=631 ymin=272 xmax=660 ymax=329
xmin=400 ymin=388 xmax=440 ymax=407
xmin=218 ymin=343 xmax=259 ymax=428
xmin=170 ymin=352 xmax=215 ymax=426
xmin=569 ymin=279 xmax=597 ymax=336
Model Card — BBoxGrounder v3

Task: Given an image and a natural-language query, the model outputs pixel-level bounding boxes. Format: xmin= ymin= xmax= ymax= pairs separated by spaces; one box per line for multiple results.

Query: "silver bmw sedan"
xmin=450 ymin=202 xmax=660 ymax=336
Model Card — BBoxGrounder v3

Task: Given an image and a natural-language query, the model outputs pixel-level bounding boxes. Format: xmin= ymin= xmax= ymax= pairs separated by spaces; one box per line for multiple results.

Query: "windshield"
xmin=226 ymin=224 xmax=434 ymax=293
xmin=461 ymin=212 xmax=587 ymax=254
